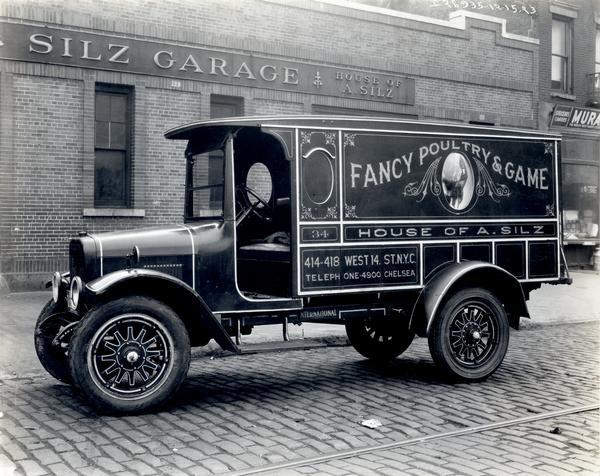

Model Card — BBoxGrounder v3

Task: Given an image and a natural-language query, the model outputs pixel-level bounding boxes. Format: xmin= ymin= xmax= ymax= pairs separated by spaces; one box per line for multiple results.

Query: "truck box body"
xmin=287 ymin=123 xmax=560 ymax=296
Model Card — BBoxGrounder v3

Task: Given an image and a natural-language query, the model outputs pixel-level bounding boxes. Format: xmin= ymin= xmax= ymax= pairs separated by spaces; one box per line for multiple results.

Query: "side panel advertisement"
xmin=342 ymin=133 xmax=556 ymax=220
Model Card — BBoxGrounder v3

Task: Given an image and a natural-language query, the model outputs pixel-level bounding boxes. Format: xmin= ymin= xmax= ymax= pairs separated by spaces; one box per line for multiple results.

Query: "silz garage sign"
xmin=0 ymin=22 xmax=414 ymax=105
xmin=343 ymin=133 xmax=555 ymax=220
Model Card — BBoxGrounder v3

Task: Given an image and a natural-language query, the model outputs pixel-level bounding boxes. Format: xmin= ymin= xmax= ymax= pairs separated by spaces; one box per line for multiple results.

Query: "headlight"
xmin=69 ymin=276 xmax=83 ymax=310
xmin=51 ymin=272 xmax=62 ymax=303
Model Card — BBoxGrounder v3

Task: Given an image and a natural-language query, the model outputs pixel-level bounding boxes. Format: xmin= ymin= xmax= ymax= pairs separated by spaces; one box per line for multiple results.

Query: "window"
xmin=186 ymin=149 xmax=225 ymax=219
xmin=245 ymin=162 xmax=272 ymax=205
xmin=94 ymin=85 xmax=132 ymax=207
xmin=210 ymin=95 xmax=243 ymax=119
xmin=551 ymin=18 xmax=573 ymax=93
xmin=562 ymin=163 xmax=599 ymax=240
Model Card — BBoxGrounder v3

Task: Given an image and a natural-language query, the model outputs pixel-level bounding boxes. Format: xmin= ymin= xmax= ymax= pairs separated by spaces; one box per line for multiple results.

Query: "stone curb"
xmin=521 ymin=318 xmax=600 ymax=329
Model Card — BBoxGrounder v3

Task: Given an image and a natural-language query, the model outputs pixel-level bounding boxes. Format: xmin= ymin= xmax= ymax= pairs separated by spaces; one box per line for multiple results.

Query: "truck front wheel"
xmin=69 ymin=296 xmax=190 ymax=414
xmin=428 ymin=288 xmax=509 ymax=381
xmin=345 ymin=317 xmax=415 ymax=362
xmin=34 ymin=299 xmax=79 ymax=384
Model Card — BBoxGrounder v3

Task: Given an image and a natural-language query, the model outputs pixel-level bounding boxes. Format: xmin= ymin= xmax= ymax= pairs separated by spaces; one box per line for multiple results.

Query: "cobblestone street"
xmin=1 ymin=318 xmax=598 ymax=475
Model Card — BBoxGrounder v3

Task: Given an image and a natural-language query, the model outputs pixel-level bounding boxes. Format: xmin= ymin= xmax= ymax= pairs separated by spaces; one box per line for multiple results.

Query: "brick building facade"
xmin=0 ymin=0 xmax=594 ymax=289
xmin=534 ymin=0 xmax=600 ymax=268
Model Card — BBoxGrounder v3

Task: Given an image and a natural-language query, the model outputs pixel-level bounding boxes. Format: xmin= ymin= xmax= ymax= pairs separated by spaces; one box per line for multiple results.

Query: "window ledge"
xmin=550 ymin=92 xmax=576 ymax=101
xmin=83 ymin=208 xmax=145 ymax=217
xmin=564 ymin=239 xmax=599 ymax=245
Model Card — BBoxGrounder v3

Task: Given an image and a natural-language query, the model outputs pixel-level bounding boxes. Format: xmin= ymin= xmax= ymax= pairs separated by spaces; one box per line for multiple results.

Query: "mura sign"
xmin=551 ymin=105 xmax=600 ymax=130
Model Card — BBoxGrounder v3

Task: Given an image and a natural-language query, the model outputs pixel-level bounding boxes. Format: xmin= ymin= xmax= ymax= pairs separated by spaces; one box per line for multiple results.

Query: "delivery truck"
xmin=35 ymin=116 xmax=570 ymax=413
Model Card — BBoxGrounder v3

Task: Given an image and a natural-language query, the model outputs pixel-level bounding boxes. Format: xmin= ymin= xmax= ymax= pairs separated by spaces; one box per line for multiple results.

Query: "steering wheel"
xmin=236 ymin=184 xmax=273 ymax=225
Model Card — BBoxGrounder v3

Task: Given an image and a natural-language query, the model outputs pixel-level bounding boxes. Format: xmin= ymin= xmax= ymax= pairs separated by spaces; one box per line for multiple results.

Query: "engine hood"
xmin=92 ymin=225 xmax=193 ymax=261
xmin=84 ymin=223 xmax=222 ymax=284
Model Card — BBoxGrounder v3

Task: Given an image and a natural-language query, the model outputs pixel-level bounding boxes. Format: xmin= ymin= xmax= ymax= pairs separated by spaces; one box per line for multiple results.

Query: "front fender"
xmin=85 ymin=268 xmax=166 ymax=294
xmin=84 ymin=269 xmax=239 ymax=353
xmin=410 ymin=261 xmax=528 ymax=336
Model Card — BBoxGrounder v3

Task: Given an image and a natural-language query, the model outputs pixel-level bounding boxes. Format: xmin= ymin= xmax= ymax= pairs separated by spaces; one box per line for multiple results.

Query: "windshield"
xmin=185 ymin=148 xmax=225 ymax=220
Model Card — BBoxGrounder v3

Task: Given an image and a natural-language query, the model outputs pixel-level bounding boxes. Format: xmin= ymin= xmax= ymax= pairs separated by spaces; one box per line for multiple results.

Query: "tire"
xmin=34 ymin=299 xmax=78 ymax=383
xmin=428 ymin=288 xmax=509 ymax=381
xmin=68 ymin=296 xmax=190 ymax=414
xmin=345 ymin=317 xmax=415 ymax=362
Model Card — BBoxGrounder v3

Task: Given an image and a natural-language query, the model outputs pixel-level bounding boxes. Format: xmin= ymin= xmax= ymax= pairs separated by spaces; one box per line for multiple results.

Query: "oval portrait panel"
xmin=440 ymin=152 xmax=474 ymax=212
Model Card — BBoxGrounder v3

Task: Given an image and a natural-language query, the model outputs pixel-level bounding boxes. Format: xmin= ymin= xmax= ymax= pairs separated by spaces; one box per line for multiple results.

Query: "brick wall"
xmin=417 ymin=77 xmax=534 ymax=121
xmin=138 ymin=88 xmax=202 ymax=223
xmin=7 ymin=75 xmax=84 ymax=273
xmin=252 ymin=99 xmax=305 ymax=116
xmin=0 ymin=74 xmax=205 ymax=286
xmin=0 ymin=0 xmax=541 ymax=288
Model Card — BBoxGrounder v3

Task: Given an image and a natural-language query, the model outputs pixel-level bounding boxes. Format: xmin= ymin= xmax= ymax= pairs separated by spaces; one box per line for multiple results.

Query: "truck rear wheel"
xmin=345 ymin=317 xmax=415 ymax=362
xmin=428 ymin=288 xmax=509 ymax=381
xmin=68 ymin=296 xmax=190 ymax=414
xmin=34 ymin=299 xmax=78 ymax=384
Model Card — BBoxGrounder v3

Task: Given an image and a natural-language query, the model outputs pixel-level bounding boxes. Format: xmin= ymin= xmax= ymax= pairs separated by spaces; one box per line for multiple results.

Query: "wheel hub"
xmin=126 ymin=350 xmax=139 ymax=363
xmin=448 ymin=303 xmax=496 ymax=366
xmin=462 ymin=322 xmax=482 ymax=346
xmin=118 ymin=344 xmax=145 ymax=368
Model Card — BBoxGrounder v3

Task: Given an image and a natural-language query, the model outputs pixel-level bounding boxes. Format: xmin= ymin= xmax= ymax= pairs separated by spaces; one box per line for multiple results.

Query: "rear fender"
xmin=409 ymin=261 xmax=528 ymax=337
xmin=84 ymin=269 xmax=239 ymax=353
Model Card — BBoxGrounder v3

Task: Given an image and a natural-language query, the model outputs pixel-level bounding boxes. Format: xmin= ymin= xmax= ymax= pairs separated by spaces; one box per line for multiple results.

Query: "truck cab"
xmin=35 ymin=116 xmax=570 ymax=414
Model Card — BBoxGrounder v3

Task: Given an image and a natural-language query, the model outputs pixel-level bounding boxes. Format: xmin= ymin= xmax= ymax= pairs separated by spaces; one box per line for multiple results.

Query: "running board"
xmin=238 ymin=338 xmax=347 ymax=355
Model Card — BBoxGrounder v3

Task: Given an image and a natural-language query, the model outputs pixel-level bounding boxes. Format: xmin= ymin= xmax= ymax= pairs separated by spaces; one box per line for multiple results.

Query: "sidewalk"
xmin=1 ymin=272 xmax=598 ymax=378
xmin=525 ymin=270 xmax=600 ymax=326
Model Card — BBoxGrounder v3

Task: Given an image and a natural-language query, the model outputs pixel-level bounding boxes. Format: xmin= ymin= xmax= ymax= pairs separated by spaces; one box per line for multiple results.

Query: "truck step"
xmin=239 ymin=338 xmax=347 ymax=355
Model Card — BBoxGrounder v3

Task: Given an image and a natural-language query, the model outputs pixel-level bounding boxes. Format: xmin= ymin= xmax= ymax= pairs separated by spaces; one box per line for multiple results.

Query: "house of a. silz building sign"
xmin=0 ymin=22 xmax=415 ymax=105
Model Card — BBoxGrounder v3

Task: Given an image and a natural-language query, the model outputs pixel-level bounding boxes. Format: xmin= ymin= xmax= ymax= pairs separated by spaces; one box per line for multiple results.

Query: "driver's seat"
xmin=238 ymin=231 xmax=290 ymax=260
xmin=237 ymin=232 xmax=291 ymax=297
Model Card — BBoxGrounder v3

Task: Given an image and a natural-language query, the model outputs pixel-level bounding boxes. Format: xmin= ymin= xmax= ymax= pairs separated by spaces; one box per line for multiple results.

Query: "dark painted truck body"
xmin=36 ymin=116 xmax=570 ymax=413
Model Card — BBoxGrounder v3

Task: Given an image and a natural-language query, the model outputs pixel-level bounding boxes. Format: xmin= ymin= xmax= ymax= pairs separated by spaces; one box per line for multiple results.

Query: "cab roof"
xmin=164 ymin=115 xmax=561 ymax=141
